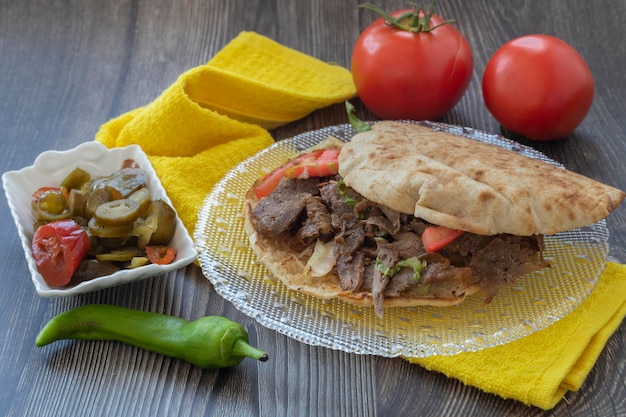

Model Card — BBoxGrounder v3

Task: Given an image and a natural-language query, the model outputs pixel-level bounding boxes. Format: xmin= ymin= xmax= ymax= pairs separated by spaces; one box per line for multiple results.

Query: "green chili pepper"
xmin=35 ymin=304 xmax=269 ymax=369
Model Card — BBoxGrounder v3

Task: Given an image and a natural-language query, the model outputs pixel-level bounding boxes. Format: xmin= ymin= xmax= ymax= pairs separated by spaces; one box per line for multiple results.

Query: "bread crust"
xmin=338 ymin=121 xmax=625 ymax=236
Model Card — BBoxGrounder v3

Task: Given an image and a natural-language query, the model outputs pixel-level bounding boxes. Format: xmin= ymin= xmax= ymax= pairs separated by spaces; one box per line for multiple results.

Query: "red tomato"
xmin=31 ymin=219 xmax=90 ymax=287
xmin=482 ymin=34 xmax=594 ymax=141
xmin=284 ymin=148 xmax=340 ymax=179
xmin=351 ymin=6 xmax=473 ymax=121
xmin=422 ymin=225 xmax=464 ymax=252
xmin=255 ymin=148 xmax=340 ymax=199
xmin=145 ymin=245 xmax=177 ymax=265
xmin=254 ymin=165 xmax=289 ymax=199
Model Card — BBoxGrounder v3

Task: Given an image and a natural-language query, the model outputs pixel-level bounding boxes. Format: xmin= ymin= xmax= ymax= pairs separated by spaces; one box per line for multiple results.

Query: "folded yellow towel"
xmin=407 ymin=261 xmax=626 ymax=410
xmin=197 ymin=31 xmax=358 ymax=129
xmin=94 ymin=31 xmax=625 ymax=411
xmin=95 ymin=32 xmax=356 ymax=236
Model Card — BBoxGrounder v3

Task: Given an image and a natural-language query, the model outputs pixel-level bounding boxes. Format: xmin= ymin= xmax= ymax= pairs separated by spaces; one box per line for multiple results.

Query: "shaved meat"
xmin=251 ymin=174 xmax=548 ymax=318
xmin=383 ymin=268 xmax=417 ymax=297
xmin=372 ymin=244 xmax=399 ymax=317
xmin=391 ymin=232 xmax=425 ymax=258
xmin=252 ymin=177 xmax=320 ymax=236
xmin=294 ymin=196 xmax=333 ymax=246
xmin=337 ymin=251 xmax=365 ymax=292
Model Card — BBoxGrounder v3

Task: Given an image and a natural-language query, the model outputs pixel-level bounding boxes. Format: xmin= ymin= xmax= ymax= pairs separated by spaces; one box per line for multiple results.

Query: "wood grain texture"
xmin=1 ymin=0 xmax=625 ymax=416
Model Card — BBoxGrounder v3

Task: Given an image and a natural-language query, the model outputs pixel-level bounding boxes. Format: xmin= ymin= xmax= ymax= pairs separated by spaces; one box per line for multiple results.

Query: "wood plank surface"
xmin=1 ymin=1 xmax=625 ymax=416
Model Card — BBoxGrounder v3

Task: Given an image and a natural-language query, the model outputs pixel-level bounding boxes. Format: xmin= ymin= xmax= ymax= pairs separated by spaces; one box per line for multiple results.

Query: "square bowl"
xmin=2 ymin=141 xmax=197 ymax=297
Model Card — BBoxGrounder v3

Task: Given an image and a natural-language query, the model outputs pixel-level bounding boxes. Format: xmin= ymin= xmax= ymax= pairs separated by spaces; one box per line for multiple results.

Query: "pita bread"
xmin=338 ymin=121 xmax=625 ymax=236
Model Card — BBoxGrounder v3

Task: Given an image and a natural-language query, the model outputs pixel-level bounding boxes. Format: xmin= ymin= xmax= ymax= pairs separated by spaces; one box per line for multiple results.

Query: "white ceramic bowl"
xmin=2 ymin=141 xmax=197 ymax=297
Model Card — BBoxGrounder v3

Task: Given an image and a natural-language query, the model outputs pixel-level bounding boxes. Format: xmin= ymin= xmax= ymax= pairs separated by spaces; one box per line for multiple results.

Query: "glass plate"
xmin=194 ymin=121 xmax=609 ymax=357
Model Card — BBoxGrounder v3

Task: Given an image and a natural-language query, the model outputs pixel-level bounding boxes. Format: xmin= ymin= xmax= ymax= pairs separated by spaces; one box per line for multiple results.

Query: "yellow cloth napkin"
xmin=407 ymin=261 xmax=626 ymax=410
xmin=95 ymin=32 xmax=356 ymax=236
xmin=93 ymin=30 xmax=625 ymax=412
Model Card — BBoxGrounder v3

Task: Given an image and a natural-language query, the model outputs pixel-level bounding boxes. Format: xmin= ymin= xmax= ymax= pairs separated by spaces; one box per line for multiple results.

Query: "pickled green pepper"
xmin=35 ymin=304 xmax=269 ymax=368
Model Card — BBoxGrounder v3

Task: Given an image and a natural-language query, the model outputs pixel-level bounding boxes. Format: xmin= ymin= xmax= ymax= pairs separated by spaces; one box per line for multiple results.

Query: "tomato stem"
xmin=358 ymin=2 xmax=456 ymax=33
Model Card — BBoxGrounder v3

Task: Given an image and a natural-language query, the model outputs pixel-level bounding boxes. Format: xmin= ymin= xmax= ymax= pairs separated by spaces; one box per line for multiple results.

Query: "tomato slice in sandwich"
xmin=284 ymin=148 xmax=340 ymax=179
xmin=255 ymin=148 xmax=340 ymax=199
xmin=422 ymin=225 xmax=464 ymax=252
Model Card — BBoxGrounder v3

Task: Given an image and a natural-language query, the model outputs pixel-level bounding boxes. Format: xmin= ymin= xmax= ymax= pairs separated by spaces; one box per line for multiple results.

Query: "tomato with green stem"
xmin=351 ymin=3 xmax=473 ymax=121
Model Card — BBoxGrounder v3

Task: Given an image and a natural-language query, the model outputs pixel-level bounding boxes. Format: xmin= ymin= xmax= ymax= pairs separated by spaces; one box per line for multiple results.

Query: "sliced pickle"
xmin=132 ymin=219 xmax=155 ymax=250
xmin=90 ymin=168 xmax=146 ymax=198
xmin=94 ymin=198 xmax=140 ymax=227
xmin=88 ymin=217 xmax=133 ymax=239
xmin=147 ymin=199 xmax=177 ymax=245
xmin=96 ymin=247 xmax=139 ymax=262
xmin=31 ymin=193 xmax=71 ymax=222
xmin=128 ymin=187 xmax=151 ymax=217
xmin=85 ymin=187 xmax=112 ymax=219
xmin=31 ymin=202 xmax=70 ymax=222
xmin=61 ymin=167 xmax=91 ymax=191
xmin=105 ymin=185 xmax=124 ymax=201
xmin=99 ymin=235 xmax=136 ymax=248
xmin=132 ymin=200 xmax=177 ymax=249
xmin=127 ymin=256 xmax=150 ymax=268
xmin=67 ymin=188 xmax=86 ymax=218
xmin=37 ymin=189 xmax=67 ymax=215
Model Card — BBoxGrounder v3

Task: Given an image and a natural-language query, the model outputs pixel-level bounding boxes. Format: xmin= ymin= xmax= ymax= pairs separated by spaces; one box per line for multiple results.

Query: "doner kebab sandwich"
xmin=244 ymin=121 xmax=625 ymax=317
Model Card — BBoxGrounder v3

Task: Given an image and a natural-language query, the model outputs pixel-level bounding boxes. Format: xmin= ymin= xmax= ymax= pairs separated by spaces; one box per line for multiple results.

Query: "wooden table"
xmin=1 ymin=1 xmax=625 ymax=415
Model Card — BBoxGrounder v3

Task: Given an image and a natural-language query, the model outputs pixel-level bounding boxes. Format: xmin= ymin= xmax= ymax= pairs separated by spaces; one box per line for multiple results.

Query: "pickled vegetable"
xmin=37 ymin=189 xmax=67 ymax=215
xmin=32 ymin=219 xmax=90 ymax=287
xmin=90 ymin=168 xmax=146 ymax=198
xmin=145 ymin=245 xmax=177 ymax=264
xmin=128 ymin=187 xmax=151 ymax=217
xmin=128 ymin=256 xmax=150 ymax=268
xmin=30 ymin=160 xmax=178 ymax=286
xmin=94 ymin=199 xmax=140 ymax=227
xmin=84 ymin=188 xmax=113 ymax=219
xmin=60 ymin=167 xmax=91 ymax=191
xmin=32 ymin=189 xmax=71 ymax=223
xmin=147 ymin=200 xmax=177 ymax=245
xmin=88 ymin=216 xmax=134 ymax=239
xmin=133 ymin=199 xmax=177 ymax=249
xmin=67 ymin=189 xmax=86 ymax=218
xmin=96 ymin=247 xmax=139 ymax=262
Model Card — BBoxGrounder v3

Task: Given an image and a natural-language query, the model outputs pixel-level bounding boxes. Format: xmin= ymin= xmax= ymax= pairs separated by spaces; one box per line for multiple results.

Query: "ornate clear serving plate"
xmin=194 ymin=121 xmax=608 ymax=358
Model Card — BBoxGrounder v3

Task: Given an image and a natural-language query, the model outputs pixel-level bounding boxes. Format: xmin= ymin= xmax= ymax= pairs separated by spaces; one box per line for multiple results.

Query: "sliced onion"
xmin=304 ymin=240 xmax=337 ymax=277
